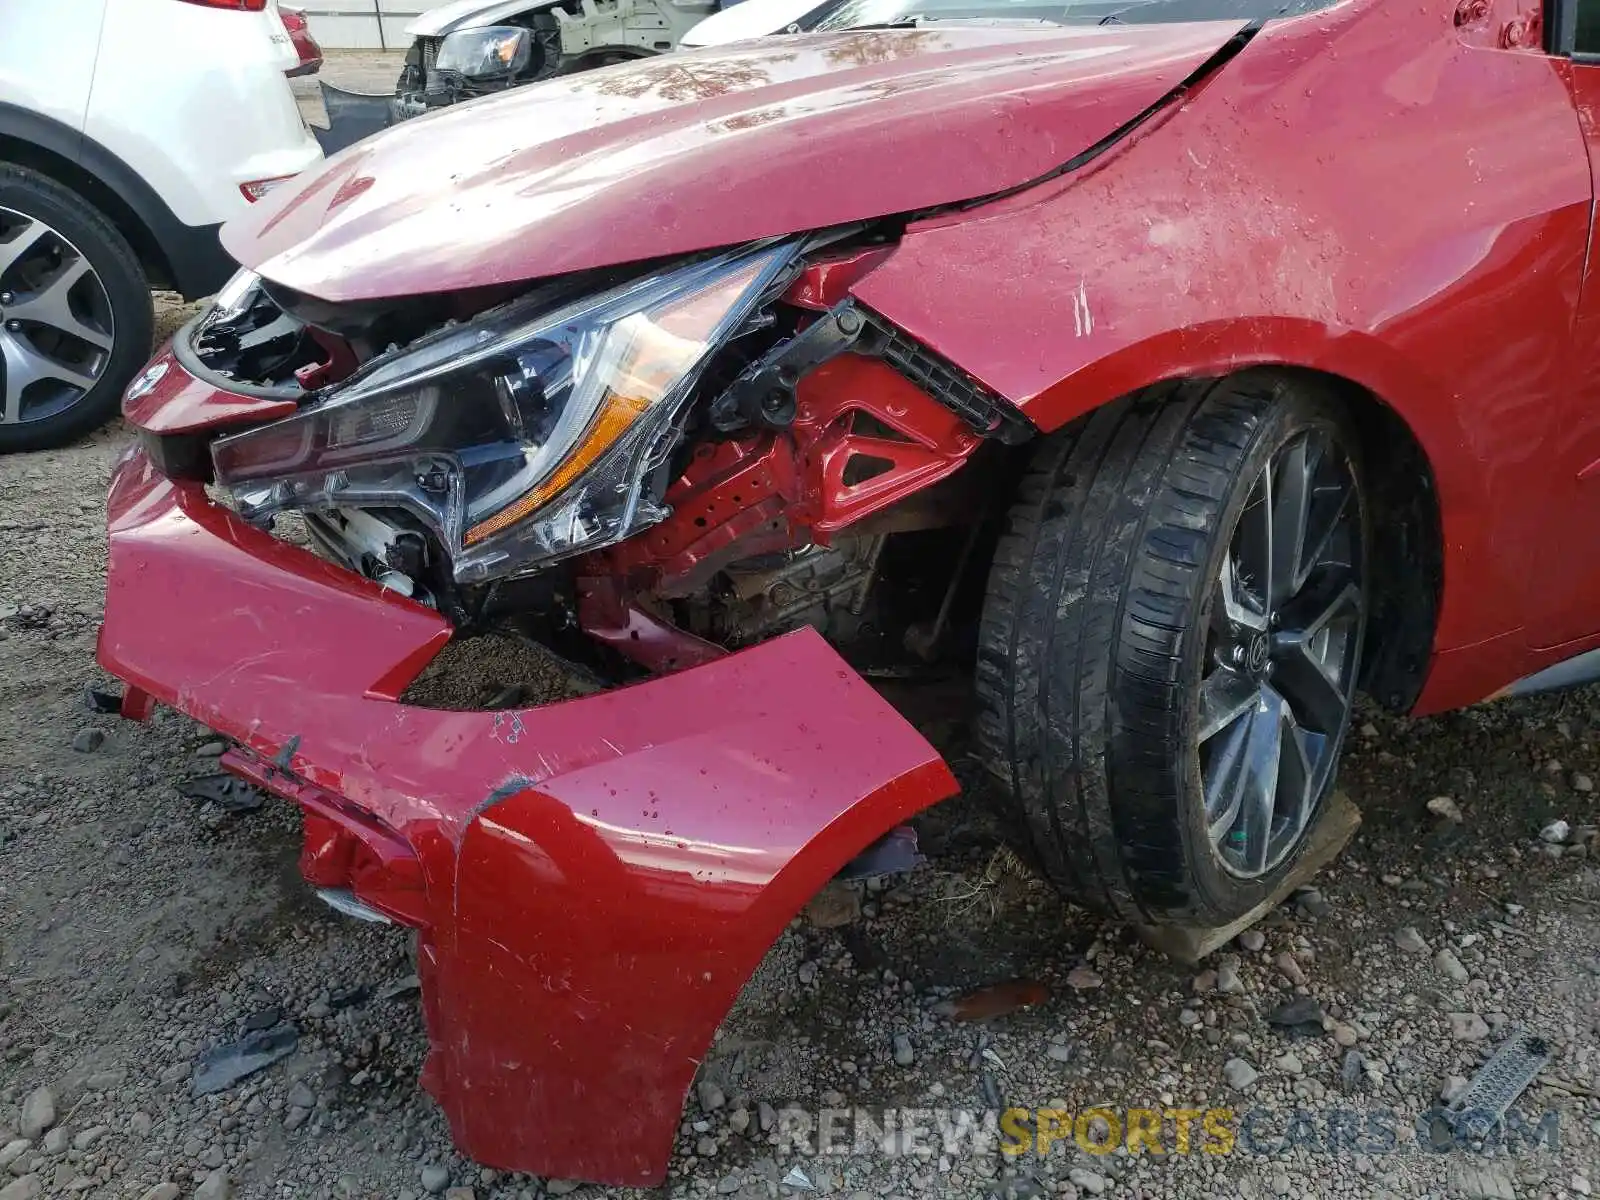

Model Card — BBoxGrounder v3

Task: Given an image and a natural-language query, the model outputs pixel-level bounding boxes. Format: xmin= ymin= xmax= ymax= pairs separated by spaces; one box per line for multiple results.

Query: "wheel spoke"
xmin=0 ymin=330 xmax=96 ymax=422
xmin=1237 ymin=695 xmax=1284 ymax=874
xmin=1272 ymin=578 xmax=1359 ymax=735
xmin=1217 ymin=548 xmax=1269 ymax=633
xmin=1204 ymin=711 xmax=1252 ymax=840
xmin=1235 ymin=470 xmax=1273 ymax=615
xmin=1269 ymin=436 xmax=1314 ymax=609
xmin=1197 ymin=667 xmax=1258 ymax=743
xmin=0 ymin=218 xmax=46 ymax=285
xmin=8 ymin=257 xmax=111 ymax=350
xmin=1273 ymin=706 xmax=1317 ymax=844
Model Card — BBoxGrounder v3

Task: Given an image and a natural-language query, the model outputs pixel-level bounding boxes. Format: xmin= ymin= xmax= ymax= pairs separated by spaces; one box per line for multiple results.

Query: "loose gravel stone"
xmin=1448 ymin=1012 xmax=1491 ymax=1041
xmin=1435 ymin=947 xmax=1469 ymax=982
xmin=136 ymin=1186 xmax=181 ymax=1200
xmin=194 ymin=1169 xmax=231 ymax=1200
xmin=1066 ymin=1168 xmax=1106 ymax=1195
xmin=892 ymin=1034 xmax=914 ymax=1066
xmin=419 ymin=1166 xmax=450 ymax=1195
xmin=1541 ymin=819 xmax=1571 ymax=843
xmin=1237 ymin=929 xmax=1266 ymax=952
xmin=0 ymin=1178 xmax=40 ymax=1200
xmin=1222 ymin=1058 xmax=1259 ymax=1091
xmin=17 ymin=1090 xmax=54 ymax=1141
xmin=69 ymin=728 xmax=104 ymax=753
xmin=1393 ymin=926 xmax=1429 ymax=954
xmin=1065 ymin=966 xmax=1102 ymax=990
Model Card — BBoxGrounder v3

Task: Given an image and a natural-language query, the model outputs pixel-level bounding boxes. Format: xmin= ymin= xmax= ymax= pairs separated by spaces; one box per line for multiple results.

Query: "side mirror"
xmin=435 ymin=26 xmax=533 ymax=85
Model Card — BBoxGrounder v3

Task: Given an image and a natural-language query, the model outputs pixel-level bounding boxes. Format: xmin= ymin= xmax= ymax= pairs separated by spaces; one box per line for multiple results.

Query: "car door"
xmin=1530 ymin=0 xmax=1600 ymax=651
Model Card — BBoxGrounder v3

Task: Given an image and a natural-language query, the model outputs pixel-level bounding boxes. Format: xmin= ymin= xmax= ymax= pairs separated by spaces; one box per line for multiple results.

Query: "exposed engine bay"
xmin=168 ymin=236 xmax=1033 ymax=685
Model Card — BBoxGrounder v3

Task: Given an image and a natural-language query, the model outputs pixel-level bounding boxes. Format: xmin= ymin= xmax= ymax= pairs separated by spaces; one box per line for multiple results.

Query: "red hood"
xmin=224 ymin=23 xmax=1243 ymax=302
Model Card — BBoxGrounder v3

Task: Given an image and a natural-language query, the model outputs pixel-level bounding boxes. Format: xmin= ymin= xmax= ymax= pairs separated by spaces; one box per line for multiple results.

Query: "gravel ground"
xmin=0 ymin=54 xmax=1595 ymax=1200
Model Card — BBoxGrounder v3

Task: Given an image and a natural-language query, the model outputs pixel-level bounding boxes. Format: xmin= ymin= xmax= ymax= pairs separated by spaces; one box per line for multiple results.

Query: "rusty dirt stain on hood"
xmin=223 ymin=23 xmax=1246 ymax=303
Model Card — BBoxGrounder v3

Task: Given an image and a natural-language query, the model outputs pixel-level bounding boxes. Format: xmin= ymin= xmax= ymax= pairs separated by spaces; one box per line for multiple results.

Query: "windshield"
xmin=805 ymin=0 xmax=1330 ymax=32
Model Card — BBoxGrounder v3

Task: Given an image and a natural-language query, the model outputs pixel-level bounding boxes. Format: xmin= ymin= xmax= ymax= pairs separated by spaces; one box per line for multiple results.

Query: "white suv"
xmin=0 ymin=0 xmax=323 ymax=451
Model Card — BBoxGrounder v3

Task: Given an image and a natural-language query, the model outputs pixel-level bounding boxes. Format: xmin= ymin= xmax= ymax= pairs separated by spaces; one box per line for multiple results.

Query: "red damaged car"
xmin=98 ymin=0 xmax=1600 ymax=1184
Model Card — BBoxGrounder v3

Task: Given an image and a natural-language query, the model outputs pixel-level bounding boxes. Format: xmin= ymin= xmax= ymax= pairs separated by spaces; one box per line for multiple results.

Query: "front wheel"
xmin=975 ymin=375 xmax=1368 ymax=927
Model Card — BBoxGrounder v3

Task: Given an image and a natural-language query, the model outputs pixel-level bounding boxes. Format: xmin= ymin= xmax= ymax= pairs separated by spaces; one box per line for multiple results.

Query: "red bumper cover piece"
xmin=98 ymin=450 xmax=957 ymax=1185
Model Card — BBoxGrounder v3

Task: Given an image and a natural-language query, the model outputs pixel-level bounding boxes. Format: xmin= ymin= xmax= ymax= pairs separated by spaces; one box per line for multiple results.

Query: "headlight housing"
xmin=212 ymin=244 xmax=795 ymax=584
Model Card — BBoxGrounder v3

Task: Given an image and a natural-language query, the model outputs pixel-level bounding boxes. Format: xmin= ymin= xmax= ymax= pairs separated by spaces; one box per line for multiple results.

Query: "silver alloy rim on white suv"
xmin=0 ymin=204 xmax=115 ymax=425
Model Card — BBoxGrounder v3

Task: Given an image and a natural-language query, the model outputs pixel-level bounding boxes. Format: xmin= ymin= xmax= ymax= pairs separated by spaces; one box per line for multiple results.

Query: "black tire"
xmin=0 ymin=164 xmax=152 ymax=453
xmin=975 ymin=374 xmax=1368 ymax=927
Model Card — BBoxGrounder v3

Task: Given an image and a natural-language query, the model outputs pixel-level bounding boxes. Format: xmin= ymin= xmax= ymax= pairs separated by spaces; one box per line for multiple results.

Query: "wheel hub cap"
xmin=0 ymin=205 xmax=115 ymax=426
xmin=1197 ymin=429 xmax=1364 ymax=880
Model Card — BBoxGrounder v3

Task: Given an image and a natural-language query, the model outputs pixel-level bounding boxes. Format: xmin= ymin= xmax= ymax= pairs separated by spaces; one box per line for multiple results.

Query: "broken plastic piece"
xmin=376 ymin=974 xmax=421 ymax=1002
xmin=1442 ymin=1027 xmax=1550 ymax=1140
xmin=192 ymin=1024 xmax=299 ymax=1095
xmin=83 ymin=687 xmax=124 ymax=715
xmin=315 ymin=888 xmax=393 ymax=924
xmin=178 ymin=773 xmax=266 ymax=814
xmin=781 ymin=1166 xmax=815 ymax=1191
xmin=836 ymin=824 xmax=923 ymax=881
xmin=935 ymin=979 xmax=1049 ymax=1022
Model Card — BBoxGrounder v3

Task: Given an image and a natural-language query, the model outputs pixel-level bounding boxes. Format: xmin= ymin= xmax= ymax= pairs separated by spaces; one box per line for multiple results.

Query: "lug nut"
xmin=0 ymin=292 xmax=12 ymax=305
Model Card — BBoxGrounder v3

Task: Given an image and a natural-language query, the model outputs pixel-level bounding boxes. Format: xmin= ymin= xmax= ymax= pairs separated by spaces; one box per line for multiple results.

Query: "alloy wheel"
xmin=0 ymin=204 xmax=115 ymax=426
xmin=1196 ymin=428 xmax=1364 ymax=878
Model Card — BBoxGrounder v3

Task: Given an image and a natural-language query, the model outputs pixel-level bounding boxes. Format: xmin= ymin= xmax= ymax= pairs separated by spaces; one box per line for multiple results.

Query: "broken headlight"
xmin=211 ymin=244 xmax=794 ymax=584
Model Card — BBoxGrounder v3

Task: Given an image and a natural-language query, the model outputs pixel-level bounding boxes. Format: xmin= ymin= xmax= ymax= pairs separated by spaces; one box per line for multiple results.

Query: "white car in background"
xmin=0 ymin=0 xmax=323 ymax=452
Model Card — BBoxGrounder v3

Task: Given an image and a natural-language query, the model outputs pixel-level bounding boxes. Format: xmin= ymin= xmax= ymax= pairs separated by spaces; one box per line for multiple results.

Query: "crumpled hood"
xmin=224 ymin=23 xmax=1244 ymax=303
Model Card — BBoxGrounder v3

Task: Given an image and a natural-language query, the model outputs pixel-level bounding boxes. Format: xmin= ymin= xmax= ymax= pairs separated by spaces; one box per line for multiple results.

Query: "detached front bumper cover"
xmin=97 ymin=449 xmax=956 ymax=1186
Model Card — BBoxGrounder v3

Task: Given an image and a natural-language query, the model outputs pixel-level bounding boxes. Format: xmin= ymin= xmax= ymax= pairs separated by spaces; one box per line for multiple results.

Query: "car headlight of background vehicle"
xmin=211 ymin=244 xmax=795 ymax=584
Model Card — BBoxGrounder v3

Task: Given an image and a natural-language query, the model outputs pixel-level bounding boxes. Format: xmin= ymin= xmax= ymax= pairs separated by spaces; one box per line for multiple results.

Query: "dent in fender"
xmin=97 ymin=451 xmax=958 ymax=1185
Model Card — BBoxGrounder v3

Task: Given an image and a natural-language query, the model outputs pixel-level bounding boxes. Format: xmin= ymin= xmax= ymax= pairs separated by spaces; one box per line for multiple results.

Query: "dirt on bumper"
xmin=97 ymin=448 xmax=957 ymax=1185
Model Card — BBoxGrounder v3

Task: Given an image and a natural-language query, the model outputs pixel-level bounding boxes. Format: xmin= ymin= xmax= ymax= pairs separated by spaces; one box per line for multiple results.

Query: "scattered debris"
xmin=781 ymin=1166 xmax=815 ymax=1191
xmin=979 ymin=1071 xmax=1005 ymax=1110
xmin=837 ymin=825 xmax=924 ymax=881
xmin=69 ymin=728 xmax=104 ymax=753
xmin=192 ymin=1024 xmax=299 ymax=1095
xmin=376 ymin=974 xmax=421 ymax=1003
xmin=1541 ymin=819 xmax=1571 ymax=845
xmin=81 ymin=686 xmax=124 ymax=715
xmin=177 ymin=773 xmax=265 ymax=814
xmin=935 ymin=980 xmax=1049 ymax=1022
xmin=1442 ymin=1029 xmax=1550 ymax=1140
